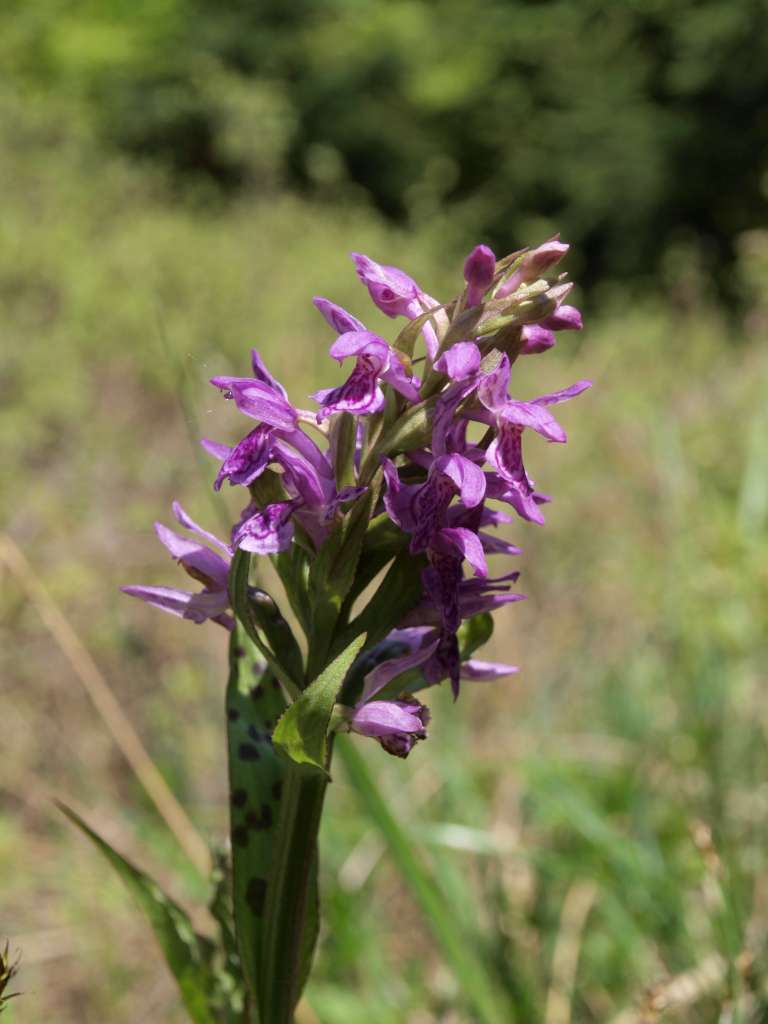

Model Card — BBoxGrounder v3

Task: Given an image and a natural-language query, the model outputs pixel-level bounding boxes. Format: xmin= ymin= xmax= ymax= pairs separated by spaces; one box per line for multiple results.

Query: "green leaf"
xmin=58 ymin=804 xmax=218 ymax=1024
xmin=338 ymin=512 xmax=409 ymax=621
xmin=370 ymin=396 xmax=439 ymax=459
xmin=207 ymin=850 xmax=248 ymax=1022
xmin=458 ymin=611 xmax=494 ymax=661
xmin=225 ymin=627 xmax=289 ymax=1020
xmin=329 ymin=412 xmax=357 ymax=489
xmin=248 ymin=587 xmax=304 ymax=685
xmin=341 ymin=548 xmax=426 ymax=651
xmin=273 ymin=544 xmax=311 ymax=635
xmin=259 ymin=768 xmax=326 ymax=1023
xmin=391 ymin=306 xmax=444 ymax=358
xmin=307 ymin=485 xmax=378 ymax=676
xmin=295 ymin=849 xmax=319 ymax=999
xmin=229 ymin=549 xmax=302 ymax=697
xmin=273 ymin=634 xmax=366 ymax=772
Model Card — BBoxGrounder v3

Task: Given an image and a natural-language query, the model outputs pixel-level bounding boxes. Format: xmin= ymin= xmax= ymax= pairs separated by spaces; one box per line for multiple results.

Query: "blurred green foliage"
xmin=2 ymin=0 xmax=767 ymax=295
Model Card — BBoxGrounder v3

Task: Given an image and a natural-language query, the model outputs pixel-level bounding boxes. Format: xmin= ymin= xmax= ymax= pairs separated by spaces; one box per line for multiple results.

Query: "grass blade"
xmin=59 ymin=803 xmax=219 ymax=1024
xmin=337 ymin=738 xmax=512 ymax=1024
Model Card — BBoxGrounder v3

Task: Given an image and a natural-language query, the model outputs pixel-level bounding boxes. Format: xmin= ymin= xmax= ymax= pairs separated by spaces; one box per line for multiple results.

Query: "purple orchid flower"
xmin=125 ymin=236 xmax=591 ymax=759
xmin=121 ymin=502 xmax=234 ymax=629
xmin=382 ymin=453 xmax=486 ymax=553
xmin=204 ymin=412 xmax=357 ymax=551
xmin=210 ymin=350 xmax=299 ymax=430
xmin=313 ymin=331 xmax=420 ymax=421
xmin=351 ymin=252 xmax=446 ymax=360
xmin=348 ymin=695 xmax=430 ymax=758
xmin=351 ymin=253 xmax=427 ymax=319
xmin=466 ymin=355 xmax=591 ymax=522
xmin=359 ymin=626 xmax=518 ymax=704
xmin=382 ymin=452 xmax=490 ymax=694
xmin=399 ymin=569 xmax=526 ymax=630
xmin=209 ymin=376 xmax=298 ymax=430
xmin=202 ymin=425 xmax=274 ymax=491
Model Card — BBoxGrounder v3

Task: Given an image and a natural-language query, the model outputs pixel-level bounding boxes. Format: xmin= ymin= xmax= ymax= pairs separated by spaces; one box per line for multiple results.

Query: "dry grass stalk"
xmin=544 ymin=880 xmax=597 ymax=1024
xmin=0 ymin=532 xmax=210 ymax=876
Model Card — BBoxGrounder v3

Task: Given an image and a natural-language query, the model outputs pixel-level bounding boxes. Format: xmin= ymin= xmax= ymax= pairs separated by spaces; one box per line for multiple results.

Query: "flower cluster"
xmin=124 ymin=238 xmax=589 ymax=757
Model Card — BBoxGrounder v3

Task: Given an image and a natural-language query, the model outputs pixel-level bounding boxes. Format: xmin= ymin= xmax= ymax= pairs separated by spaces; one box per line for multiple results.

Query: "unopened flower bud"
xmin=497 ymin=238 xmax=569 ymax=298
xmin=349 ymin=695 xmax=430 ymax=758
xmin=463 ymin=244 xmax=496 ymax=306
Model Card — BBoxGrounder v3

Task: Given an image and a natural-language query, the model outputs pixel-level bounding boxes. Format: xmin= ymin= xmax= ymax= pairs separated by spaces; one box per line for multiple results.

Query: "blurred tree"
xmin=2 ymin=0 xmax=766 ymax=295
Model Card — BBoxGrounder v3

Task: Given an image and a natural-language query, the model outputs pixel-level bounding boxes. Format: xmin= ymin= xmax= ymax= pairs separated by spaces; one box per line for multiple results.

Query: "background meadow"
xmin=2 ymin=2 xmax=768 ymax=1021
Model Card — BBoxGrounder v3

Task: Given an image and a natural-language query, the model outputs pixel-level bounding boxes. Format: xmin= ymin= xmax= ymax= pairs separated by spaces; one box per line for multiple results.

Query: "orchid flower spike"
xmin=124 ymin=234 xmax=590 ymax=757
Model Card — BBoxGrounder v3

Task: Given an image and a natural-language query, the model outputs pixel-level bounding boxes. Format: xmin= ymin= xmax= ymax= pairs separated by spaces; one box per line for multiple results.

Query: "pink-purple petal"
xmin=435 ymin=454 xmax=486 ymax=508
xmin=172 ymin=502 xmax=232 ymax=556
xmin=210 ymin=376 xmax=297 ymax=430
xmin=250 ymin=350 xmax=289 ymax=399
xmin=121 ymin=584 xmax=194 ymax=619
xmin=520 ymin=324 xmax=556 ymax=354
xmin=351 ymin=700 xmax=428 ymax=736
xmin=154 ymin=524 xmax=230 ymax=588
xmin=500 ymin=402 xmax=567 ymax=442
xmin=351 ymin=252 xmax=422 ymax=318
xmin=432 ymin=527 xmax=488 ymax=577
xmin=200 ymin=438 xmax=232 ymax=461
xmin=329 ymin=330 xmax=390 ymax=366
xmin=380 ymin=354 xmax=421 ymax=402
xmin=232 ymin=502 xmax=295 ymax=554
xmin=533 ymin=380 xmax=593 ymax=407
xmin=434 ymin=341 xmax=481 ymax=381
xmin=476 ymin=354 xmax=511 ymax=413
xmin=542 ymin=304 xmax=582 ymax=331
xmin=362 ymin=636 xmax=440 ymax=701
xmin=460 ymin=660 xmax=519 ymax=681
xmin=313 ymin=297 xmax=366 ymax=334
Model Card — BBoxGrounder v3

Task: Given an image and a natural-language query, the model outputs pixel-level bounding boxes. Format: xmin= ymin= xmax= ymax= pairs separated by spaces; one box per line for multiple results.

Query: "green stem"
xmin=259 ymin=763 xmax=328 ymax=1023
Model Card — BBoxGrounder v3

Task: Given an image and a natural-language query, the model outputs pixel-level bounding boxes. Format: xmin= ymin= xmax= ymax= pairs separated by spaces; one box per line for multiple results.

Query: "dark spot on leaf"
xmin=238 ymin=743 xmax=260 ymax=761
xmin=231 ymin=788 xmax=248 ymax=808
xmin=235 ymin=646 xmax=245 ymax=659
xmin=272 ymin=678 xmax=281 ymax=690
xmin=249 ymin=684 xmax=264 ymax=700
xmin=245 ymin=804 xmax=273 ymax=831
xmin=233 ymin=825 xmax=249 ymax=848
xmin=246 ymin=877 xmax=266 ymax=917
xmin=227 ymin=707 xmax=239 ymax=721
xmin=272 ymin=781 xmax=282 ymax=801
